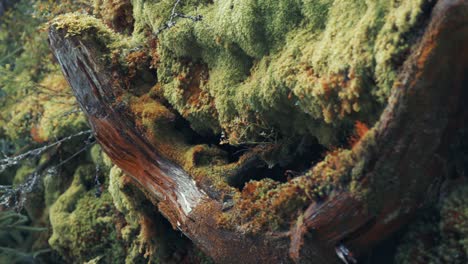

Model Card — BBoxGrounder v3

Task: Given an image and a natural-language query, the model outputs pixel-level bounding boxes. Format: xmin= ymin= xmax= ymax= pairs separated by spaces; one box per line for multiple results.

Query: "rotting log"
xmin=49 ymin=0 xmax=468 ymax=263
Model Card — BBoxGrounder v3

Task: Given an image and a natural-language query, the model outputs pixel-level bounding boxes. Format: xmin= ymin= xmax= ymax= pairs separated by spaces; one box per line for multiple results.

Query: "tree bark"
xmin=48 ymin=0 xmax=468 ymax=263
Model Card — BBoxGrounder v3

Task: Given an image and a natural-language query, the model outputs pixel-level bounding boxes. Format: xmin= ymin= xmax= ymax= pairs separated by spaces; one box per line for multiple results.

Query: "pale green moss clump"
xmin=108 ymin=166 xmax=158 ymax=264
xmin=49 ymin=165 xmax=127 ymax=263
xmin=130 ymin=0 xmax=431 ymax=146
xmin=1 ymin=72 xmax=87 ymax=142
xmin=36 ymin=74 xmax=88 ymax=140
xmin=90 ymin=144 xmax=114 ymax=171
xmin=51 ymin=12 xmax=132 ymax=51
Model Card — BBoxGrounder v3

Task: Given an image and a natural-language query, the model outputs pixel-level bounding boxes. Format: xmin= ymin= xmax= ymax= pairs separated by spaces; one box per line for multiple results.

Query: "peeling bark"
xmin=49 ymin=0 xmax=468 ymax=263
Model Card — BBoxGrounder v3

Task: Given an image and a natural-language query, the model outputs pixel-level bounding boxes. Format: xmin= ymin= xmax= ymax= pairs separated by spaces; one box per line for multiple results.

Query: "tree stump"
xmin=48 ymin=0 xmax=468 ymax=263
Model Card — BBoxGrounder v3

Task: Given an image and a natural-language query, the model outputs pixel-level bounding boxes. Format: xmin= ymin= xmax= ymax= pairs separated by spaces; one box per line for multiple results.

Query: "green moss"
xmin=90 ymin=144 xmax=114 ymax=171
xmin=13 ymin=164 xmax=36 ymax=186
xmin=50 ymin=13 xmax=131 ymax=51
xmin=93 ymin=0 xmax=134 ymax=34
xmin=2 ymin=93 xmax=41 ymax=141
xmin=44 ymin=0 xmax=432 ymax=235
xmin=49 ymin=165 xmax=126 ymax=263
xmin=43 ymin=172 xmax=63 ymax=208
xmin=108 ymin=166 xmax=158 ymax=263
xmin=108 ymin=166 xmax=139 ymax=227
xmin=130 ymin=0 xmax=431 ymax=147
xmin=37 ymin=74 xmax=88 ymax=141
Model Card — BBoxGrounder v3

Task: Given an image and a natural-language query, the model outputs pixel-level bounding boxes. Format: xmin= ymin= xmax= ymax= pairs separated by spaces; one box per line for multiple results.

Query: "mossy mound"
xmin=48 ymin=165 xmax=127 ymax=263
xmin=131 ymin=0 xmax=432 ymax=146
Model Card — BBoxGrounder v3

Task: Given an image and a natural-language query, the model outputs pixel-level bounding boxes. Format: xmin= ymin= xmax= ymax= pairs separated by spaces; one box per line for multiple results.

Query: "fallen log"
xmin=48 ymin=0 xmax=468 ymax=263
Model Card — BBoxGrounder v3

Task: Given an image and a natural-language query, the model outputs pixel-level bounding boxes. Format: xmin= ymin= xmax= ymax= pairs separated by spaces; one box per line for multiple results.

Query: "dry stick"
xmin=0 ymin=131 xmax=95 ymax=210
xmin=0 ymin=129 xmax=92 ymax=173
xmin=153 ymin=0 xmax=202 ymax=35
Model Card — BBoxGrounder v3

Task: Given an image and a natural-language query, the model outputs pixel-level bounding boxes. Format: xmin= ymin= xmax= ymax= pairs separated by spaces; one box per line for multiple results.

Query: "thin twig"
xmin=153 ymin=0 xmax=203 ymax=35
xmin=0 ymin=130 xmax=92 ymax=173
xmin=0 ymin=131 xmax=95 ymax=210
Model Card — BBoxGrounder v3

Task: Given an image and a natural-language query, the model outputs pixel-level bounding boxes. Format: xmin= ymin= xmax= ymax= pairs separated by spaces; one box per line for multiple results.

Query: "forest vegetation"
xmin=0 ymin=0 xmax=467 ymax=263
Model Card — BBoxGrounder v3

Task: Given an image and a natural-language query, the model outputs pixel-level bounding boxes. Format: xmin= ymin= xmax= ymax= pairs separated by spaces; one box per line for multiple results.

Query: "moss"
xmin=2 ymin=92 xmax=42 ymax=141
xmin=108 ymin=166 xmax=154 ymax=263
xmin=12 ymin=164 xmax=36 ymax=186
xmin=50 ymin=12 xmax=131 ymax=51
xmin=4 ymin=0 xmax=435 ymax=243
xmin=93 ymin=0 xmax=134 ymax=34
xmin=90 ymin=144 xmax=114 ymax=172
xmin=42 ymin=0 xmax=432 ymax=235
xmin=43 ymin=172 xmax=63 ymax=208
xmin=130 ymin=0 xmax=431 ymax=147
xmin=49 ymin=165 xmax=127 ymax=263
xmin=1 ymin=71 xmax=87 ymax=143
xmin=36 ymin=74 xmax=88 ymax=141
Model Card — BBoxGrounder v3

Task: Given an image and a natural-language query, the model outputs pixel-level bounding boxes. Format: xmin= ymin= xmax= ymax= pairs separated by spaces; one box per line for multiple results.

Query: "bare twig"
xmin=0 ymin=130 xmax=95 ymax=210
xmin=153 ymin=0 xmax=203 ymax=35
xmin=0 ymin=129 xmax=92 ymax=173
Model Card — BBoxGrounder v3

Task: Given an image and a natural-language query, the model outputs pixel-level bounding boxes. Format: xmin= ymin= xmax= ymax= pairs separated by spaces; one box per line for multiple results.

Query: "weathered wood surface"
xmin=49 ymin=0 xmax=468 ymax=263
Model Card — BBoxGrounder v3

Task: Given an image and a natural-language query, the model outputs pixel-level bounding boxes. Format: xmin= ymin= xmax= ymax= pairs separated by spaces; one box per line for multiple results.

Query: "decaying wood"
xmin=49 ymin=0 xmax=468 ymax=263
